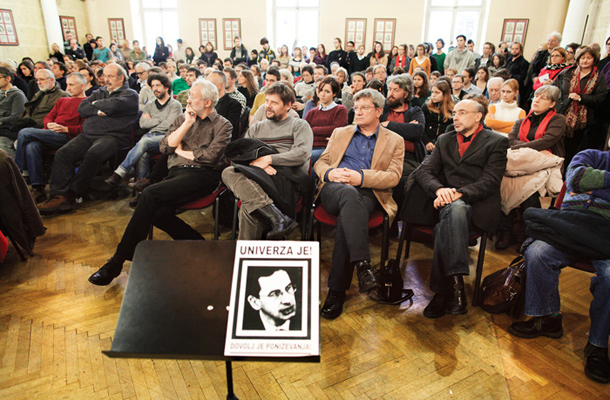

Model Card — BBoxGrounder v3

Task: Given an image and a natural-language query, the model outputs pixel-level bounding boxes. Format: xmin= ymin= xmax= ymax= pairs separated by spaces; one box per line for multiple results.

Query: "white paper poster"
xmin=224 ymin=241 xmax=320 ymax=357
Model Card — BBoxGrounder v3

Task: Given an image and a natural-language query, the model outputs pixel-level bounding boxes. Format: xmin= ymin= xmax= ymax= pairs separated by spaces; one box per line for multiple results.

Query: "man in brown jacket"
xmin=314 ymin=88 xmax=405 ymax=319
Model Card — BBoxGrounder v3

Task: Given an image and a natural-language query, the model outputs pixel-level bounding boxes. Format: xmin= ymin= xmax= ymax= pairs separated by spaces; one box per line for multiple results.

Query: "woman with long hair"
xmin=342 ymin=71 xmax=366 ymax=111
xmin=184 ymin=47 xmax=195 ymax=64
xmin=422 ymin=80 xmax=455 ymax=152
xmin=18 ymin=60 xmax=35 ymax=83
xmin=79 ymin=66 xmax=99 ymax=96
xmin=475 ymin=66 xmax=489 ymax=95
xmin=554 ymin=46 xmax=608 ymax=165
xmin=313 ymin=44 xmax=327 ymax=65
xmin=390 ymin=44 xmax=408 ymax=74
xmin=488 ymin=53 xmax=506 ymax=75
xmin=486 ymin=78 xmax=526 ymax=134
xmin=199 ymin=42 xmax=218 ymax=67
xmin=249 ymin=64 xmax=263 ymax=88
xmin=237 ymin=69 xmax=260 ymax=108
xmin=289 ymin=47 xmax=303 ymax=77
xmin=409 ymin=44 xmax=431 ymax=76
xmin=412 ymin=70 xmax=430 ymax=107
xmin=153 ymin=36 xmax=169 ymax=64
xmin=49 ymin=43 xmax=64 ymax=60
xmin=278 ymin=45 xmax=290 ymax=69
xmin=369 ymin=41 xmax=387 ymax=67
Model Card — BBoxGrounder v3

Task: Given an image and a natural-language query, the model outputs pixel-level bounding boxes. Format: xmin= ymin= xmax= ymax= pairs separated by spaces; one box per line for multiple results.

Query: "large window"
xmin=273 ymin=0 xmax=319 ymax=51
xmin=141 ymin=0 xmax=179 ymax=52
xmin=424 ymin=0 xmax=486 ymax=49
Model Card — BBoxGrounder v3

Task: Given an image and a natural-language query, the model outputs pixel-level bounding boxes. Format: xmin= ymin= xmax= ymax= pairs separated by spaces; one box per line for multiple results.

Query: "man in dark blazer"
xmin=411 ymin=98 xmax=508 ymax=318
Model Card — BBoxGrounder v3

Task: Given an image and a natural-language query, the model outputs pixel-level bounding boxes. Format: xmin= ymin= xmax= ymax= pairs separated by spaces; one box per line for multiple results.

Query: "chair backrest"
xmin=554 ymin=181 xmax=567 ymax=209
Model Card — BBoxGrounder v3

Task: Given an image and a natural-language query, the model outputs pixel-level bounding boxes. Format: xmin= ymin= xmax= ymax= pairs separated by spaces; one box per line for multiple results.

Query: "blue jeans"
xmin=430 ymin=199 xmax=472 ymax=293
xmin=14 ymin=128 xmax=70 ymax=186
xmin=115 ymin=132 xmax=163 ymax=179
xmin=311 ymin=147 xmax=325 ymax=181
xmin=524 ymin=239 xmax=610 ymax=348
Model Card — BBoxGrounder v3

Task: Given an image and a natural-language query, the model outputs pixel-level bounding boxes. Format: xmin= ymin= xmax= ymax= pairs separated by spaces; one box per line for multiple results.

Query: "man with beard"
xmin=222 ymin=82 xmax=313 ymax=240
xmin=379 ymin=74 xmax=425 ymax=211
xmin=409 ymin=99 xmax=508 ymax=318
xmin=244 ymin=268 xmax=300 ymax=331
xmin=89 ymin=79 xmax=232 ymax=286
xmin=105 ymin=73 xmax=182 ymax=188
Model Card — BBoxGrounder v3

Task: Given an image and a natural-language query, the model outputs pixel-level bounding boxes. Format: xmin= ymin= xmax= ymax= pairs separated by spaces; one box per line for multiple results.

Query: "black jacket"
xmin=327 ymin=49 xmax=348 ymax=69
xmin=405 ymin=128 xmax=509 ymax=233
xmin=215 ymin=94 xmax=241 ymax=141
xmin=230 ymin=46 xmax=249 ymax=66
xmin=505 ymin=55 xmax=530 ymax=86
xmin=553 ymin=66 xmax=608 ymax=127
xmin=380 ymin=103 xmax=426 ymax=162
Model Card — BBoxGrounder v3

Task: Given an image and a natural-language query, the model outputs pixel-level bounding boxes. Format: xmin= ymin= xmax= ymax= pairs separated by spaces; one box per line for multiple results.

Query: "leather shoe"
xmin=445 ymin=275 xmax=467 ymax=315
xmin=89 ymin=258 xmax=123 ymax=286
xmin=321 ymin=289 xmax=346 ymax=319
xmin=129 ymin=192 xmax=140 ymax=208
xmin=355 ymin=260 xmax=380 ymax=293
xmin=584 ymin=342 xmax=610 ymax=383
xmin=105 ymin=173 xmax=122 ymax=188
xmin=423 ymin=293 xmax=446 ymax=318
xmin=495 ymin=229 xmax=516 ymax=250
xmin=255 ymin=203 xmax=298 ymax=240
xmin=508 ymin=315 xmax=563 ymax=339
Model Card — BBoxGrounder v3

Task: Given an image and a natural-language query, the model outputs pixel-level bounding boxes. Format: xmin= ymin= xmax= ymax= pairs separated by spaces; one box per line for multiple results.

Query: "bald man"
xmin=39 ymin=64 xmax=139 ymax=214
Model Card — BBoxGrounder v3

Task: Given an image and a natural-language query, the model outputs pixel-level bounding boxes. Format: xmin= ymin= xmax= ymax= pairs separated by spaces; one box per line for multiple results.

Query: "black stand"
xmin=104 ymin=240 xmax=318 ymax=399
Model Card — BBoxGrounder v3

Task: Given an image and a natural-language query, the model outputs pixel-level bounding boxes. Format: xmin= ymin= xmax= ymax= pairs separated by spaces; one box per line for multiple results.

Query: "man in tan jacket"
xmin=314 ymin=89 xmax=404 ymax=319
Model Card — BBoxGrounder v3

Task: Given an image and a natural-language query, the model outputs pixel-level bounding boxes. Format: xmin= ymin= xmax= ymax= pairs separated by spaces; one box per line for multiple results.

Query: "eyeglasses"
xmin=451 ymin=110 xmax=478 ymax=118
xmin=263 ymin=284 xmax=297 ymax=300
xmin=354 ymin=106 xmax=376 ymax=112
xmin=136 ymin=71 xmax=146 ymax=75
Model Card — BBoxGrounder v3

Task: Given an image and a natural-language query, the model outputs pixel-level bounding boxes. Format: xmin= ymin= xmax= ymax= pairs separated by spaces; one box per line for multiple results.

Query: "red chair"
xmin=148 ymin=185 xmax=227 ymax=241
xmin=309 ymin=204 xmax=390 ymax=269
xmin=553 ymin=182 xmax=594 ymax=273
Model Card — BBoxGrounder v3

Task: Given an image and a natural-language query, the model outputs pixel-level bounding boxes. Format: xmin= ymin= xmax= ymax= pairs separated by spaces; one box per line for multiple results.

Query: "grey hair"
xmin=534 ymin=85 xmax=560 ymax=103
xmin=548 ymin=31 xmax=562 ymax=43
xmin=353 ymin=88 xmax=385 ymax=109
xmin=279 ymin=69 xmax=294 ymax=83
xmin=208 ymin=70 xmax=227 ymax=86
xmin=335 ymin=67 xmax=348 ymax=80
xmin=67 ymin=72 xmax=86 ymax=85
xmin=135 ymin=62 xmax=151 ymax=71
xmin=387 ymin=74 xmax=414 ymax=101
xmin=487 ymin=77 xmax=504 ymax=88
xmin=36 ymin=69 xmax=55 ymax=80
xmin=373 ymin=64 xmax=386 ymax=74
xmin=192 ymin=78 xmax=219 ymax=107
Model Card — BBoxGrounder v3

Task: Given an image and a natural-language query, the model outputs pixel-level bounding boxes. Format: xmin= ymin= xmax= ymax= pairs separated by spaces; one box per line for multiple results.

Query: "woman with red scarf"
xmin=368 ymin=41 xmax=387 ymax=67
xmin=495 ymin=85 xmax=567 ymax=249
xmin=388 ymin=44 xmax=409 ymax=74
xmin=554 ymin=46 xmax=608 ymax=167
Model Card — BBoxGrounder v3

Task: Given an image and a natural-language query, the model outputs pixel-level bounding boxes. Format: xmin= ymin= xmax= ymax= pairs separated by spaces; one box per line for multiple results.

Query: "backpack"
xmin=369 ymin=258 xmax=414 ymax=305
xmin=481 ymin=255 xmax=526 ymax=318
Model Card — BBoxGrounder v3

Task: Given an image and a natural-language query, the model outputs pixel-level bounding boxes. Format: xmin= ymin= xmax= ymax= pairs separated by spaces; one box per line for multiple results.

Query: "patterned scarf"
xmin=565 ymin=66 xmax=599 ymax=137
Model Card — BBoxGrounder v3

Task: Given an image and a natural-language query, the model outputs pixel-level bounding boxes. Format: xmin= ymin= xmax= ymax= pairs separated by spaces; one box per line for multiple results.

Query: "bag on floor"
xmin=369 ymin=258 xmax=414 ymax=305
xmin=481 ymin=255 xmax=526 ymax=317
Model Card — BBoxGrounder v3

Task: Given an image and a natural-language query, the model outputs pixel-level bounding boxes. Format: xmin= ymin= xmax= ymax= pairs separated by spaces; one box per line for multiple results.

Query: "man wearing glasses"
xmin=409 ymin=98 xmax=508 ymax=318
xmin=130 ymin=62 xmax=150 ymax=94
xmin=244 ymin=268 xmax=300 ymax=331
xmin=314 ymin=89 xmax=405 ymax=319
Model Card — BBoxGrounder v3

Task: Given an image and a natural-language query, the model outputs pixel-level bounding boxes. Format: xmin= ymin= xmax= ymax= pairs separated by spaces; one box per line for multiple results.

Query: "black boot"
xmin=423 ymin=293 xmax=446 ymax=318
xmin=355 ymin=260 xmax=379 ymax=293
xmin=89 ymin=257 xmax=124 ymax=286
xmin=508 ymin=315 xmax=563 ymax=339
xmin=445 ymin=275 xmax=467 ymax=315
xmin=321 ymin=289 xmax=346 ymax=319
xmin=255 ymin=204 xmax=298 ymax=240
xmin=105 ymin=173 xmax=123 ymax=188
xmin=584 ymin=342 xmax=610 ymax=383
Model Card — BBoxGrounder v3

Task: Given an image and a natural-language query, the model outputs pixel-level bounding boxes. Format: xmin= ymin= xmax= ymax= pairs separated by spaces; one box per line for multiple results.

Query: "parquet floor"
xmin=0 ymin=197 xmax=608 ymax=399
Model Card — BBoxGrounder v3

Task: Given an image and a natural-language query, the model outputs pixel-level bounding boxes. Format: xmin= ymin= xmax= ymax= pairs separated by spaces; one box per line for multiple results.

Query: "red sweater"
xmin=43 ymin=97 xmax=85 ymax=138
xmin=305 ymin=105 xmax=349 ymax=148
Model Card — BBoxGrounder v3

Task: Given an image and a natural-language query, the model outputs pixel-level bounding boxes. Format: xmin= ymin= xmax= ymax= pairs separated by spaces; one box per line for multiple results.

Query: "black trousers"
xmin=115 ymin=166 xmax=220 ymax=261
xmin=50 ymin=135 xmax=120 ymax=197
xmin=319 ymin=182 xmax=379 ymax=292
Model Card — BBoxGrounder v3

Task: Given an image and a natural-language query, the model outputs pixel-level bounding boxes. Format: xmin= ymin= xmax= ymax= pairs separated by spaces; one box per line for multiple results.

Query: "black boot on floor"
xmin=584 ymin=342 xmax=610 ymax=383
xmin=89 ymin=257 xmax=124 ymax=286
xmin=255 ymin=203 xmax=298 ymax=240
xmin=445 ymin=274 xmax=467 ymax=315
xmin=508 ymin=315 xmax=563 ymax=339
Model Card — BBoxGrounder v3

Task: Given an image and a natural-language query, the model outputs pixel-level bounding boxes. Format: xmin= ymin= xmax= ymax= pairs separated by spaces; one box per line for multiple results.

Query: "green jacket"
xmin=25 ymin=83 xmax=69 ymax=127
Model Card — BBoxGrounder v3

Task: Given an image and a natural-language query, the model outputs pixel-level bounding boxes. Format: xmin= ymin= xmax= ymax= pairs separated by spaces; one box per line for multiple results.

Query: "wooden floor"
xmin=0 ymin=196 xmax=608 ymax=399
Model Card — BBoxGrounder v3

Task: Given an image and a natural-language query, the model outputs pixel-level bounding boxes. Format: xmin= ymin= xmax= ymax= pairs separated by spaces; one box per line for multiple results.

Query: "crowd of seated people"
xmin=2 ymin=27 xmax=610 ymax=384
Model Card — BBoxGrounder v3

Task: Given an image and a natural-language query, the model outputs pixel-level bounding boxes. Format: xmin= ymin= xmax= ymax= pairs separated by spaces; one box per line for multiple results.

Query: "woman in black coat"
xmin=152 ymin=36 xmax=169 ymax=65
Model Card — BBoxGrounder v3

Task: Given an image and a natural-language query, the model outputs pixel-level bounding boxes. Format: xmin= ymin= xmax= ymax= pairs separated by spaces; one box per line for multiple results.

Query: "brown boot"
xmin=38 ymin=195 xmax=74 ymax=215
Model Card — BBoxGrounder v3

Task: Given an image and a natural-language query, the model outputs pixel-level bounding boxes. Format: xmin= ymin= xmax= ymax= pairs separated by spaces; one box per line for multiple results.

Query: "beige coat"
xmin=314 ymin=125 xmax=405 ymax=224
xmin=500 ymin=147 xmax=564 ymax=214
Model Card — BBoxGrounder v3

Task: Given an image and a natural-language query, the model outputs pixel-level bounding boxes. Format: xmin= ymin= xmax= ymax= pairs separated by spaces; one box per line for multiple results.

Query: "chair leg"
xmin=308 ymin=206 xmax=315 ymax=241
xmin=380 ymin=215 xmax=389 ymax=269
xmin=300 ymin=205 xmax=308 ymax=241
xmin=231 ymin=197 xmax=239 ymax=241
xmin=147 ymin=224 xmax=153 ymax=240
xmin=472 ymin=232 xmax=488 ymax=307
xmin=404 ymin=225 xmax=413 ymax=259
xmin=214 ymin=196 xmax=220 ymax=240
xmin=316 ymin=218 xmax=321 ymax=243
xmin=8 ymin=234 xmax=27 ymax=261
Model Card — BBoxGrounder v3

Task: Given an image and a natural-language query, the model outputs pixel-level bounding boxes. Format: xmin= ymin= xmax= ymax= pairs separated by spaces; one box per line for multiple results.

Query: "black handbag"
xmin=481 ymin=255 xmax=526 ymax=318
